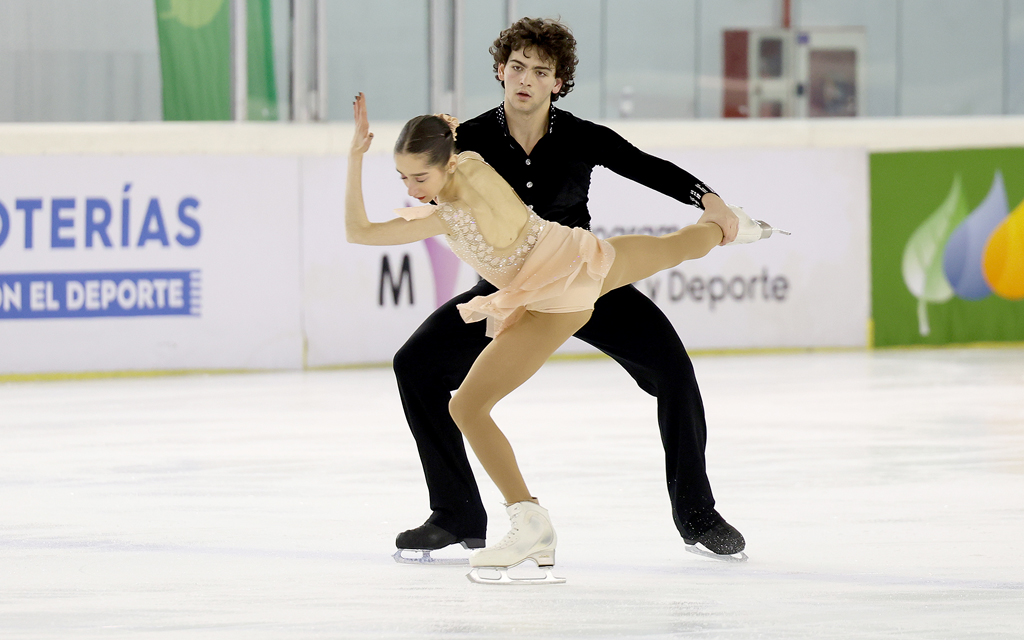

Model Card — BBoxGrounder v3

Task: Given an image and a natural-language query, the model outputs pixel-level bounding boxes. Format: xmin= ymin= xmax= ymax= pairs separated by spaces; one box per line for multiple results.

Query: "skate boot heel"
xmin=460 ymin=537 xmax=485 ymax=550
xmin=528 ymin=548 xmax=555 ymax=567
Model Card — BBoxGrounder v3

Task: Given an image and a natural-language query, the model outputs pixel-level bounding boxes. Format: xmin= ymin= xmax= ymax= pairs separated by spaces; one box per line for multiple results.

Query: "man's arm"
xmin=587 ymin=121 xmax=737 ymax=243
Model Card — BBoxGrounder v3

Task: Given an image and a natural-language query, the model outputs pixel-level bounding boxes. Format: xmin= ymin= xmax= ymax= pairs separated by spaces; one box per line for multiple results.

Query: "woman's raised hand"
xmin=351 ymin=92 xmax=374 ymax=155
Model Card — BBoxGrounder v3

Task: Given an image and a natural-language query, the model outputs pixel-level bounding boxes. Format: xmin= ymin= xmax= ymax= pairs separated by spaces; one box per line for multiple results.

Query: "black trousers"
xmin=393 ymin=279 xmax=720 ymax=541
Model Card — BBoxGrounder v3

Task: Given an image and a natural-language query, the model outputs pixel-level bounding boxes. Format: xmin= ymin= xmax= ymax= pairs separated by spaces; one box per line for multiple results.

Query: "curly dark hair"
xmin=490 ymin=17 xmax=578 ymax=101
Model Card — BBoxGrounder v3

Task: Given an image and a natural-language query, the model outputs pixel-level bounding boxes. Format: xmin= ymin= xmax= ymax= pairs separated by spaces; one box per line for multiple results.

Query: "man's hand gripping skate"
xmin=697 ymin=194 xmax=790 ymax=247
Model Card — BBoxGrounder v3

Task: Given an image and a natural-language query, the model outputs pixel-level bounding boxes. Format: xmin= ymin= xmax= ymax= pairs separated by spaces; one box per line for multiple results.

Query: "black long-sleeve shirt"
xmin=456 ymin=103 xmax=715 ymax=230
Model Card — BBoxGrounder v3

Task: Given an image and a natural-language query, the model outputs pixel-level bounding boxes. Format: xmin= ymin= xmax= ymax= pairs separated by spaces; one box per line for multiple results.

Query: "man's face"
xmin=497 ymin=47 xmax=564 ymax=115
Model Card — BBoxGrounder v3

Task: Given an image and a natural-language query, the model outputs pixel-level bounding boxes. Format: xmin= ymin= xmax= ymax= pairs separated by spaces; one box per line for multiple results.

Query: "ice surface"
xmin=1 ymin=348 xmax=1022 ymax=639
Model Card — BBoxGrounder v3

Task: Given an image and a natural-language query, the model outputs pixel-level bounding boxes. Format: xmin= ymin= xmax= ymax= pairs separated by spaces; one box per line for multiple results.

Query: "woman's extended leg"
xmin=601 ymin=222 xmax=724 ymax=296
xmin=448 ymin=309 xmax=592 ymax=504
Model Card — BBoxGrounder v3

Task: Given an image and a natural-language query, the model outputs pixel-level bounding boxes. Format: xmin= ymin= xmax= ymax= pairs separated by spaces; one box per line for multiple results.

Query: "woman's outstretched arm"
xmin=346 ymin=93 xmax=446 ymax=246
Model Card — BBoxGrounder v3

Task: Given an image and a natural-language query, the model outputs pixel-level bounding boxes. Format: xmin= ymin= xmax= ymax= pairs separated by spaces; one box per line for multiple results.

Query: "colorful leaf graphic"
xmin=982 ymin=195 xmax=1024 ymax=301
xmin=942 ymin=171 xmax=1008 ymax=300
xmin=901 ymin=175 xmax=970 ymax=336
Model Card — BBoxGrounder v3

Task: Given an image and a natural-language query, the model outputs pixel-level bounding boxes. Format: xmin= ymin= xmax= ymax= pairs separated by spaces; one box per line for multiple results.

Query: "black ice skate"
xmin=684 ymin=520 xmax=748 ymax=563
xmin=393 ymin=522 xmax=484 ymax=565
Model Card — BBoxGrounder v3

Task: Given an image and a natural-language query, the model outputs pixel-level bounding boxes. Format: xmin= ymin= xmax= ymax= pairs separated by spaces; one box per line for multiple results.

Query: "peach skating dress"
xmin=396 ymin=154 xmax=615 ymax=338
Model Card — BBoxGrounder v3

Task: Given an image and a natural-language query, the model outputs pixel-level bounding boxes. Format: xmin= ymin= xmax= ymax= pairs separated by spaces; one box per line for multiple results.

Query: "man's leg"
xmin=573 ymin=284 xmax=743 ymax=551
xmin=392 ymin=280 xmax=496 ymax=544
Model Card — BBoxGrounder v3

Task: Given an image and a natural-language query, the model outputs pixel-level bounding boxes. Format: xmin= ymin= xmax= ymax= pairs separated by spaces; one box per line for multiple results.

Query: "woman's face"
xmin=395 ymin=153 xmax=453 ymax=203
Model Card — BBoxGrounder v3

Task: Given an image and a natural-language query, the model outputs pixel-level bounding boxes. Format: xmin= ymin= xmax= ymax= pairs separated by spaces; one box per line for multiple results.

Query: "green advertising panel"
xmin=244 ymin=0 xmax=278 ymax=121
xmin=870 ymin=148 xmax=1024 ymax=347
xmin=156 ymin=0 xmax=277 ymax=121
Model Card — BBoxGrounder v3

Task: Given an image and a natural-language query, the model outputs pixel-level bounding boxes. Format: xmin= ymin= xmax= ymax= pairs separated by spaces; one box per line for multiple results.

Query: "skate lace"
xmin=492 ymin=511 xmax=522 ymax=549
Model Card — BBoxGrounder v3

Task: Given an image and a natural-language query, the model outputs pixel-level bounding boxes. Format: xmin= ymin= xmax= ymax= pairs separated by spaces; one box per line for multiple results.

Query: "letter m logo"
xmin=379 ymin=254 xmax=414 ymax=306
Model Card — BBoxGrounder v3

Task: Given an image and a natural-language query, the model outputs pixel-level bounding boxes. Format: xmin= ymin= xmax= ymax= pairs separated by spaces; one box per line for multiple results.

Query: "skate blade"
xmin=727 ymin=216 xmax=791 ymax=244
xmin=467 ymin=566 xmax=566 ymax=585
xmin=685 ymin=543 xmax=749 ymax=563
xmin=392 ymin=549 xmax=469 ymax=565
xmin=755 ymin=220 xmax=791 ymax=239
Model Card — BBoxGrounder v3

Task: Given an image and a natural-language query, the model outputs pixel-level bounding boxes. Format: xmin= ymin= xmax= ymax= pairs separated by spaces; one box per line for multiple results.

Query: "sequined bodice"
xmin=436 ymin=203 xmax=547 ymax=288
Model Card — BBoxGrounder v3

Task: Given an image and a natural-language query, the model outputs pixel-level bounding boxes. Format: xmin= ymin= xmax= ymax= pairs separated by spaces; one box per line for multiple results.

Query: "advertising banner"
xmin=593 ymin=147 xmax=869 ymax=351
xmin=0 ymin=156 xmax=303 ymax=374
xmin=155 ymin=0 xmax=278 ymax=121
xmin=155 ymin=0 xmax=232 ymax=120
xmin=870 ymin=148 xmax=1024 ymax=346
xmin=302 ymin=147 xmax=869 ymax=366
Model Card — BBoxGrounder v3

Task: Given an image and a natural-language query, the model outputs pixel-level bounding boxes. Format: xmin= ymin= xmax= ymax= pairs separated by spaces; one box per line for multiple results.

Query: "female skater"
xmin=346 ymin=94 xmax=767 ymax=584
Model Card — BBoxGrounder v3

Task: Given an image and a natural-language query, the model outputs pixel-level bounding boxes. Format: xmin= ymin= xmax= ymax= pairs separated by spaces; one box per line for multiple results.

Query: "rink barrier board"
xmin=0 ymin=155 xmax=304 ymax=374
xmin=2 ymin=117 xmax=1023 ymax=375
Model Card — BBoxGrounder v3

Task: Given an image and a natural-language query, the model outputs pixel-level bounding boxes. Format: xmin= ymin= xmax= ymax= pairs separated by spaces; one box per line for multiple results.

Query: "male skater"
xmin=393 ymin=17 xmax=746 ymax=562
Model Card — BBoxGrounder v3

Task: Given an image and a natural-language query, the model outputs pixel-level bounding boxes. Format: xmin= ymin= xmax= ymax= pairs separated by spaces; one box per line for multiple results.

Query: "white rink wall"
xmin=2 ymin=117 xmax=1024 ymax=375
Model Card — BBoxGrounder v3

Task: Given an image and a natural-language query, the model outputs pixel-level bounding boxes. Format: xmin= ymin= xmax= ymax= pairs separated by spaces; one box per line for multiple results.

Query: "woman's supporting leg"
xmin=448 ymin=309 xmax=592 ymax=504
xmin=601 ymin=222 xmax=724 ymax=296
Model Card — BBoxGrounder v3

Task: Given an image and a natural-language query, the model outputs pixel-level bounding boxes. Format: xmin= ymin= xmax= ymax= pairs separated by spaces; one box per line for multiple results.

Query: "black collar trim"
xmin=497 ymin=102 xmax=556 ymax=140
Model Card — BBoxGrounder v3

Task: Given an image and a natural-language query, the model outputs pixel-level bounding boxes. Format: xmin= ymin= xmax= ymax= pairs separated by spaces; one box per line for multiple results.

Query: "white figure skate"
xmin=466 ymin=501 xmax=566 ymax=585
xmin=725 ymin=204 xmax=790 ymax=245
